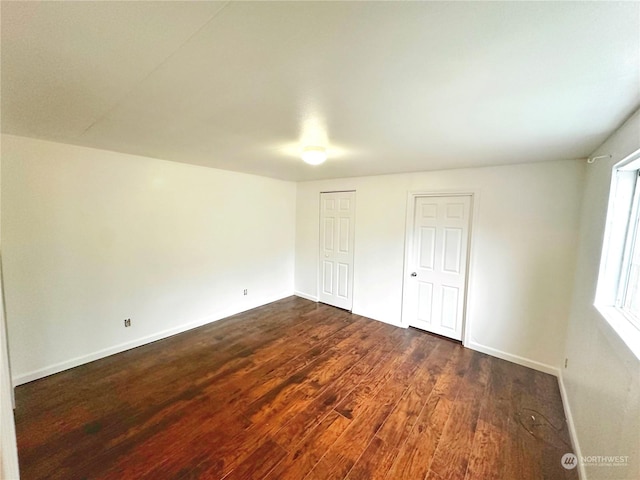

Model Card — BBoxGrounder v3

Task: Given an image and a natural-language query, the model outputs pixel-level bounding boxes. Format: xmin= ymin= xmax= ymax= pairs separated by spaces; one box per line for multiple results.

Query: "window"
xmin=616 ymin=172 xmax=640 ymax=330
xmin=596 ymin=148 xmax=640 ymax=358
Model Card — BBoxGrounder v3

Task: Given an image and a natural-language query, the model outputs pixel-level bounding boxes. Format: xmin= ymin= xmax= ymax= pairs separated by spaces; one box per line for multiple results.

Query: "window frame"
xmin=615 ymin=172 xmax=640 ymax=330
xmin=595 ymin=148 xmax=640 ymax=360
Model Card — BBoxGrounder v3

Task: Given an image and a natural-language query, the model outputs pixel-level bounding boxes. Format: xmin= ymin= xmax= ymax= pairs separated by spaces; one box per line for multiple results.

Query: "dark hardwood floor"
xmin=14 ymin=296 xmax=577 ymax=480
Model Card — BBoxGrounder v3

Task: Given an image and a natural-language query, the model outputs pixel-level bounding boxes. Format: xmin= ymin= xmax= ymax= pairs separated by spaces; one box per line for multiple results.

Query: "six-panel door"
xmin=319 ymin=191 xmax=356 ymax=310
xmin=406 ymin=195 xmax=471 ymax=340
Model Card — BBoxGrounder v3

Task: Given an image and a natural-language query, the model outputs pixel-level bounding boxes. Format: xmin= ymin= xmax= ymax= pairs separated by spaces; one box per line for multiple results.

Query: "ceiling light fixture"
xmin=302 ymin=146 xmax=326 ymax=165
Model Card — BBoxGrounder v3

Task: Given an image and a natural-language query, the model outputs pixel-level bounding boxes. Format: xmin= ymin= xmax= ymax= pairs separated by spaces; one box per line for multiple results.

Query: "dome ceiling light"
xmin=302 ymin=146 xmax=327 ymax=165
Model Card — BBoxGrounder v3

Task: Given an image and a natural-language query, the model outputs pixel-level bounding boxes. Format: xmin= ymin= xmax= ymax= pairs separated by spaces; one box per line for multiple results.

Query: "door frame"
xmin=317 ymin=190 xmax=357 ymax=311
xmin=400 ymin=189 xmax=479 ymax=347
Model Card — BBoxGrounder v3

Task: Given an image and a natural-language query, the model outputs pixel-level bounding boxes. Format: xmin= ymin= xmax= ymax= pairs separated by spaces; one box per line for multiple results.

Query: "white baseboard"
xmin=466 ymin=341 xmax=559 ymax=376
xmin=294 ymin=291 xmax=318 ymax=302
xmin=558 ymin=371 xmax=586 ymax=480
xmin=12 ymin=292 xmax=292 ymax=386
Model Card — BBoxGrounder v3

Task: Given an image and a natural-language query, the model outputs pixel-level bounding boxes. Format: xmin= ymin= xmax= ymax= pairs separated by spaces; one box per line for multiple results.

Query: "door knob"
xmin=410 ymin=272 xmax=417 ymax=277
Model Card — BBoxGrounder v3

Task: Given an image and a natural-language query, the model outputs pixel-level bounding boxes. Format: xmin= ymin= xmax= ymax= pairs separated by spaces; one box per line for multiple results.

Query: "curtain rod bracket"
xmin=587 ymin=154 xmax=612 ymax=164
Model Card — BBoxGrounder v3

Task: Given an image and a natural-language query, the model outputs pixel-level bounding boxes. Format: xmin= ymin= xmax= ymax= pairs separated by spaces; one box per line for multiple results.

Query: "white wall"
xmin=1 ymin=135 xmax=296 ymax=384
xmin=295 ymin=160 xmax=586 ymax=372
xmin=562 ymin=111 xmax=640 ymax=480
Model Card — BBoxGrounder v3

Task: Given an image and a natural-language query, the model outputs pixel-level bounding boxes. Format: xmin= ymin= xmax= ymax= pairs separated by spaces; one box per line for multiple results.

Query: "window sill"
xmin=595 ymin=305 xmax=640 ymax=361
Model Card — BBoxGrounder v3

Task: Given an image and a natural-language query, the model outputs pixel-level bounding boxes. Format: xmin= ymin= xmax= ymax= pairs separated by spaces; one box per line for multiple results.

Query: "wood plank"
xmin=263 ymin=410 xmax=351 ymax=480
xmin=428 ymin=352 xmax=491 ymax=480
xmin=218 ymin=439 xmax=287 ymax=480
xmin=346 ymin=340 xmax=454 ymax=480
xmin=464 ymin=358 xmax=512 ymax=480
xmin=333 ymin=333 xmax=430 ymax=421
xmin=384 ymin=344 xmax=473 ymax=480
xmin=304 ymin=334 xmax=443 ymax=480
xmin=304 ymin=378 xmax=408 ymax=480
xmin=272 ymin=325 xmax=409 ymax=451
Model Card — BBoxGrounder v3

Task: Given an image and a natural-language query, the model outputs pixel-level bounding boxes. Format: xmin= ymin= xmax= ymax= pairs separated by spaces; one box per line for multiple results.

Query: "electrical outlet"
xmin=124 ymin=318 xmax=131 ymax=327
xmin=243 ymin=289 xmax=248 ymax=296
xmin=564 ymin=358 xmax=568 ymax=368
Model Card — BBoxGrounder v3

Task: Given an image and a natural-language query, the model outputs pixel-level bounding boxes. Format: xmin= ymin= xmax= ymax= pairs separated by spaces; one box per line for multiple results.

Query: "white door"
xmin=319 ymin=191 xmax=356 ymax=310
xmin=403 ymin=195 xmax=471 ymax=340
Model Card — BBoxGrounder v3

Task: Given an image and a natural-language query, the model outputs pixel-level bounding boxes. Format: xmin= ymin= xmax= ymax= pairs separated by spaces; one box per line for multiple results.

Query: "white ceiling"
xmin=2 ymin=1 xmax=639 ymax=181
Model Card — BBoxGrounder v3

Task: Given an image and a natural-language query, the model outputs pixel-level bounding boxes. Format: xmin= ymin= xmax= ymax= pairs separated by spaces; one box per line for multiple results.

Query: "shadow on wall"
xmin=469 ymin=225 xmax=573 ymax=367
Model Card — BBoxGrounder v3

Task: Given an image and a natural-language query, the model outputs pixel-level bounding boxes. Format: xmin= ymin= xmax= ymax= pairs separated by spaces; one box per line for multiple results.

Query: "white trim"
xmin=463 ymin=192 xmax=481 ymax=348
xmin=593 ymin=147 xmax=640 ymax=361
xmin=294 ymin=291 xmax=318 ymax=302
xmin=12 ymin=292 xmax=292 ymax=386
xmin=595 ymin=169 xmax=635 ymax=306
xmin=466 ymin=340 xmax=559 ymax=376
xmin=558 ymin=372 xmax=586 ymax=480
xmin=615 ymin=147 xmax=640 ymax=170
xmin=400 ymin=189 xmax=480 ymax=348
xmin=1 ymin=270 xmax=20 ymax=480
